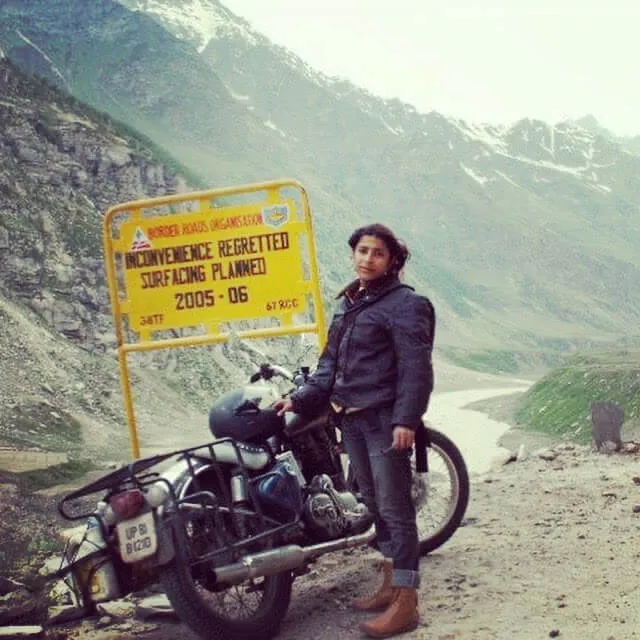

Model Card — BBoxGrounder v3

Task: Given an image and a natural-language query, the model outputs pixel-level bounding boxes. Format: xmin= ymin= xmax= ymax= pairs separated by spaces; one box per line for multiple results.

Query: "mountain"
xmin=0 ymin=0 xmax=289 ymax=177
xmin=0 ymin=58 xmax=192 ymax=347
xmin=0 ymin=59 xmax=504 ymax=464
xmin=0 ymin=55 xmax=305 ymax=446
xmin=0 ymin=57 xmax=199 ymax=458
xmin=572 ymin=114 xmax=614 ymax=139
xmin=572 ymin=114 xmax=640 ymax=157
xmin=0 ymin=0 xmax=362 ymax=302
xmin=0 ymin=57 xmax=341 ymax=462
xmin=1 ymin=0 xmax=640 ymax=371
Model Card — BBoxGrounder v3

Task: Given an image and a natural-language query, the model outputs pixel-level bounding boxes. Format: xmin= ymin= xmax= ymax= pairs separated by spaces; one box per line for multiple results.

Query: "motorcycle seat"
xmin=203 ymin=440 xmax=272 ymax=471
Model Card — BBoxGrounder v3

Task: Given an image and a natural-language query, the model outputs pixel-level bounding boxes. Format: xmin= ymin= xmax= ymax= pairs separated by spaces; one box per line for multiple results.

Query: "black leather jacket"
xmin=291 ymin=276 xmax=435 ymax=431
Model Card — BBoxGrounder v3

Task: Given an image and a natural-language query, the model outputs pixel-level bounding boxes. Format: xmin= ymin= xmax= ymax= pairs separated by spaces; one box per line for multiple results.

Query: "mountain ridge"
xmin=1 ymin=0 xmax=639 ymax=365
xmin=0 ymin=59 xmax=526 ymax=463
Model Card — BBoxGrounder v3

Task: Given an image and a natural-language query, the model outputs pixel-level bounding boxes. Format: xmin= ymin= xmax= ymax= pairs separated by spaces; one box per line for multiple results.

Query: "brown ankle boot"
xmin=359 ymin=587 xmax=419 ymax=638
xmin=353 ymin=560 xmax=394 ymax=612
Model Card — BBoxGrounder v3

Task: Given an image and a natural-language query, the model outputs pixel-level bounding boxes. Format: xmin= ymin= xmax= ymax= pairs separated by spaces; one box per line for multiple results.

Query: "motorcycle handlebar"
xmin=249 ymin=362 xmax=296 ymax=383
xmin=271 ymin=364 xmax=294 ymax=381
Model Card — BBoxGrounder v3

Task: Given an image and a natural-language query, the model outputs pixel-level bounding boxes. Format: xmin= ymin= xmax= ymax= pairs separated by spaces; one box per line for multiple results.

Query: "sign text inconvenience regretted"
xmin=118 ymin=202 xmax=306 ymax=333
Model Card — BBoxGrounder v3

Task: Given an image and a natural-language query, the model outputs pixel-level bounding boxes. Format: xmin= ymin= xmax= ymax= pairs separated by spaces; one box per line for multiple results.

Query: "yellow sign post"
xmin=103 ymin=179 xmax=326 ymax=458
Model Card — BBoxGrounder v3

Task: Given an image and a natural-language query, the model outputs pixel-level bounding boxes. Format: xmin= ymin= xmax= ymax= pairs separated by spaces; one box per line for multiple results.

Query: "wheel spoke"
xmin=162 ymin=470 xmax=294 ymax=639
xmin=198 ymin=579 xmax=264 ymax=619
xmin=414 ymin=440 xmax=460 ymax=541
xmin=183 ymin=509 xmax=270 ymax=621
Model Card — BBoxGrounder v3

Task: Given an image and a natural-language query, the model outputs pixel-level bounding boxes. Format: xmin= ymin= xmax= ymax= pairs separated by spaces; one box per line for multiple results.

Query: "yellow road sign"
xmin=103 ymin=180 xmax=325 ymax=458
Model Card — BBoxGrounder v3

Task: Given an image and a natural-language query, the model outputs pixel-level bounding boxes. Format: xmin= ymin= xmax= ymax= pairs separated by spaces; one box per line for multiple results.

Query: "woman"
xmin=274 ymin=223 xmax=435 ymax=638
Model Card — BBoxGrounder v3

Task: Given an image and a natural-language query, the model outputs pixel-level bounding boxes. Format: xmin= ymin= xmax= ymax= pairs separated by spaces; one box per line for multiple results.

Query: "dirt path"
xmin=37 ymin=441 xmax=640 ymax=640
xmin=0 ymin=448 xmax=68 ymax=473
xmin=278 ymin=443 xmax=640 ymax=640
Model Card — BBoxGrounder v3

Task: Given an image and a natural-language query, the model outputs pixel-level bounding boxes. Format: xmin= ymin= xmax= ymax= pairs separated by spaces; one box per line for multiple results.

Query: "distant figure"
xmin=591 ymin=401 xmax=624 ymax=451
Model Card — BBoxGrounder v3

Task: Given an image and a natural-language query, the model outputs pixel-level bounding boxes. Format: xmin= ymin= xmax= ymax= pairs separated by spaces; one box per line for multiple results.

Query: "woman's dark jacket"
xmin=290 ymin=276 xmax=435 ymax=431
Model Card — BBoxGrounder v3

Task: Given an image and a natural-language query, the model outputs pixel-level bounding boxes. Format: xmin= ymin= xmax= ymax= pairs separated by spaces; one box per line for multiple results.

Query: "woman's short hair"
xmin=348 ymin=223 xmax=410 ymax=274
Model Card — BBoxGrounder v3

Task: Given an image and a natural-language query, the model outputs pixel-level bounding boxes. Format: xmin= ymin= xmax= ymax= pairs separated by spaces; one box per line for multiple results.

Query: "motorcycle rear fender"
xmin=152 ymin=517 xmax=176 ymax=566
xmin=147 ymin=457 xmax=217 ymax=567
xmin=159 ymin=456 xmax=216 ymax=492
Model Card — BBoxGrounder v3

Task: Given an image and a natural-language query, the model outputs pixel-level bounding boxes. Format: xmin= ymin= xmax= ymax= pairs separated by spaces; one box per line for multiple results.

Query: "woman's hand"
xmin=392 ymin=425 xmax=415 ymax=450
xmin=273 ymin=397 xmax=294 ymax=416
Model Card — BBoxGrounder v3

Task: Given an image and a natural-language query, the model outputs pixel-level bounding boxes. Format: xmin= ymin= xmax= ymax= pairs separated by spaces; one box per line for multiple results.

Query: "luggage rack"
xmin=58 ymin=438 xmax=304 ymax=567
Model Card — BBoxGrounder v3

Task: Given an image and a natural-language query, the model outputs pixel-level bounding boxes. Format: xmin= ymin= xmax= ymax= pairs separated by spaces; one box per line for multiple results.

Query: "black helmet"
xmin=209 ymin=384 xmax=285 ymax=443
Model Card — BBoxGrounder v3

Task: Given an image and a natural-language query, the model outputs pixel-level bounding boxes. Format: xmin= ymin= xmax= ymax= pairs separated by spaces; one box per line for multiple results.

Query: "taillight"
xmin=109 ymin=489 xmax=145 ymax=520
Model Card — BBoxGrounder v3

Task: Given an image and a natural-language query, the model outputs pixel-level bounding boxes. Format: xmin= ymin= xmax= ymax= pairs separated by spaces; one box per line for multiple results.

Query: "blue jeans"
xmin=341 ymin=406 xmax=420 ymax=588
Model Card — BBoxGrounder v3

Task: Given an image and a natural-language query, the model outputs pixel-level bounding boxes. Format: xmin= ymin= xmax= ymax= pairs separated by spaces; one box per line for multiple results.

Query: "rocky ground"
xmin=2 ymin=437 xmax=639 ymax=640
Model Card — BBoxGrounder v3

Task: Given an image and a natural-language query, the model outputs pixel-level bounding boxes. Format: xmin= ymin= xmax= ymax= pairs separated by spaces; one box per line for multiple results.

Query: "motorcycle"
xmin=56 ymin=362 xmax=469 ymax=640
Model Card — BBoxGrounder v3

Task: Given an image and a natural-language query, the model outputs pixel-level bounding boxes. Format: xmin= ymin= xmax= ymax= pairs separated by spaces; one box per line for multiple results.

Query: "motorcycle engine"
xmin=302 ymin=474 xmax=372 ymax=540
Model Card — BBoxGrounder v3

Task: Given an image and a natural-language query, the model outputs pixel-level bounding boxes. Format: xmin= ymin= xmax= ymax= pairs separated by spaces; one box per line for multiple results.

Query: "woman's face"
xmin=352 ymin=234 xmax=392 ymax=282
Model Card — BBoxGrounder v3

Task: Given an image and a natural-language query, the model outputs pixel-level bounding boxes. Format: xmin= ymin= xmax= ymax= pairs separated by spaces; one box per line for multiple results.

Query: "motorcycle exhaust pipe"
xmin=214 ymin=525 xmax=376 ymax=586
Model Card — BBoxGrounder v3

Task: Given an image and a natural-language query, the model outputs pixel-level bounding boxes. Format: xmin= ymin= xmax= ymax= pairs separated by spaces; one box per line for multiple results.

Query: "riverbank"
xmin=427 ymin=386 xmax=531 ymax=476
xmin=462 ymin=387 xmax=561 ymax=455
xmin=428 ymin=363 xmax=546 ymax=473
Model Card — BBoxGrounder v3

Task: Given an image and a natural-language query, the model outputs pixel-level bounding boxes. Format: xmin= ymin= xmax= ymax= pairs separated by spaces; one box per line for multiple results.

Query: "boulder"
xmin=591 ymin=402 xmax=624 ymax=451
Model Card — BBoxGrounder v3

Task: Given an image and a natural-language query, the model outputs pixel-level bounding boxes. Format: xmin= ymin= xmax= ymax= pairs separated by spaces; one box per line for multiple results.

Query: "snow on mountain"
xmin=117 ymin=0 xmax=621 ymax=198
xmin=117 ymin=0 xmax=260 ymax=52
xmin=15 ymin=29 xmax=70 ymax=89
xmin=438 ymin=113 xmax=623 ymax=195
xmin=116 ymin=0 xmax=415 ymax=125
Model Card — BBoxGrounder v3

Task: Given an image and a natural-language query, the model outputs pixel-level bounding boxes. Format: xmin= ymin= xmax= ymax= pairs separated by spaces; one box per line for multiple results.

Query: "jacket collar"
xmin=336 ymin=274 xmax=409 ymax=306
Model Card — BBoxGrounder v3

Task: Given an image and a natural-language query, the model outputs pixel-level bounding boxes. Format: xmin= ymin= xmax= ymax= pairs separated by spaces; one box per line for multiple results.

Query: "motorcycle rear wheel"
xmin=160 ymin=552 xmax=293 ymax=640
xmin=159 ymin=467 xmax=293 ymax=640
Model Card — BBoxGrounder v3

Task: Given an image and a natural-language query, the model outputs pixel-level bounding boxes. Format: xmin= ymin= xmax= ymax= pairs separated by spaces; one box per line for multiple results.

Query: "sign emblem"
xmin=130 ymin=227 xmax=152 ymax=251
xmin=261 ymin=204 xmax=290 ymax=228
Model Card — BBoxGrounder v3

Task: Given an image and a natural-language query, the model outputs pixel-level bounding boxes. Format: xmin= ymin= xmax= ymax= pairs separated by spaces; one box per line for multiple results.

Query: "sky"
xmin=222 ymin=0 xmax=640 ymax=136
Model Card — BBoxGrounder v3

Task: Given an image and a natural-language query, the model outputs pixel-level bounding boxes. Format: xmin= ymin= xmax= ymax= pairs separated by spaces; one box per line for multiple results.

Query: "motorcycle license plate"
xmin=116 ymin=511 xmax=158 ymax=563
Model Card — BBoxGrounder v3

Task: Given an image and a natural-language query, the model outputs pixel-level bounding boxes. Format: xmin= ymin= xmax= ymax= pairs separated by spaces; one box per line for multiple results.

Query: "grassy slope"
xmin=515 ymin=350 xmax=640 ymax=443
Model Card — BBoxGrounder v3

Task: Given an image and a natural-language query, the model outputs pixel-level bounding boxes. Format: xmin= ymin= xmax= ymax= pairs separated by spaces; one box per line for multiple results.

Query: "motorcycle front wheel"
xmin=414 ymin=427 xmax=469 ymax=554
xmin=159 ymin=467 xmax=293 ymax=640
xmin=345 ymin=425 xmax=469 ymax=555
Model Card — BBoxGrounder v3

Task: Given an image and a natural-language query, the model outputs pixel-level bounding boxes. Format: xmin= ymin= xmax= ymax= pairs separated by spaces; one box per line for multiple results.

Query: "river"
xmin=139 ymin=382 xmax=531 ymax=476
xmin=426 ymin=386 xmax=530 ymax=475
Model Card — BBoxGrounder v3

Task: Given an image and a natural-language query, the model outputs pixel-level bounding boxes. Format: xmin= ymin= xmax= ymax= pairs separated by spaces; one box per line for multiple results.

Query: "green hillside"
xmin=515 ymin=350 xmax=640 ymax=443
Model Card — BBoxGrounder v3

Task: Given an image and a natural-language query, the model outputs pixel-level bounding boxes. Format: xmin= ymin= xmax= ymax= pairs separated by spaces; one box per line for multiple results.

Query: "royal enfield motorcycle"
xmin=56 ymin=362 xmax=469 ymax=640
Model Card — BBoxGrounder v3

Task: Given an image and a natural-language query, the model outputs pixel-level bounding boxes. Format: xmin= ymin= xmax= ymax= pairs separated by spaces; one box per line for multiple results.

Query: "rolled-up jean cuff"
xmin=392 ymin=569 xmax=420 ymax=589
